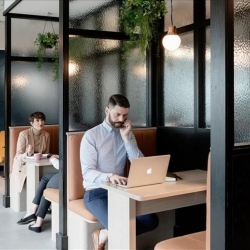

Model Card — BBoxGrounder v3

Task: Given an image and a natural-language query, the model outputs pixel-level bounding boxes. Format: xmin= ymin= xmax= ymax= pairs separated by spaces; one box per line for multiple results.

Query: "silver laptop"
xmin=118 ymin=154 xmax=171 ymax=188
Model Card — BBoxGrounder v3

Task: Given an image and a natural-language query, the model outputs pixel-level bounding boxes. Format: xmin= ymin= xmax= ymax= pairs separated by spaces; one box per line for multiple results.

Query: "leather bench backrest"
xmin=67 ymin=131 xmax=85 ymax=201
xmin=124 ymin=127 xmax=157 ymax=176
xmin=9 ymin=125 xmax=59 ymax=172
xmin=67 ymin=127 xmax=157 ymax=201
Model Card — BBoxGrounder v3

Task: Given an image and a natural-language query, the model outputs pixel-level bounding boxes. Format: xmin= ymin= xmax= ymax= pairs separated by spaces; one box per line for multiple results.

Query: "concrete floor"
xmin=0 ymin=171 xmax=56 ymax=250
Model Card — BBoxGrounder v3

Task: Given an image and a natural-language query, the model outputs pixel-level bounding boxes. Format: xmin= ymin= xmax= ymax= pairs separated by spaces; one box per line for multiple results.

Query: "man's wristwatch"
xmin=107 ymin=173 xmax=113 ymax=182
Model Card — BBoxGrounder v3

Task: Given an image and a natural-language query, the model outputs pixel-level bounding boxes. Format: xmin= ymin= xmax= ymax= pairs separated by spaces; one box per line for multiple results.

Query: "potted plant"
xmin=34 ymin=32 xmax=59 ymax=80
xmin=119 ymin=0 xmax=167 ymax=59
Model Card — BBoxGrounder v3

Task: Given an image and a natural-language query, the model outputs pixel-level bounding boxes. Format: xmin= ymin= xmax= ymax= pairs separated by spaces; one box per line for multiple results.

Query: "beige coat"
xmin=11 ymin=128 xmax=50 ymax=192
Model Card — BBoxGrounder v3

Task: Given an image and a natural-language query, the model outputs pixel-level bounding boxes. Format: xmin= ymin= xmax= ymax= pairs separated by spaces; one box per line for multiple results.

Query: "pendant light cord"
xmin=171 ymin=0 xmax=173 ymax=25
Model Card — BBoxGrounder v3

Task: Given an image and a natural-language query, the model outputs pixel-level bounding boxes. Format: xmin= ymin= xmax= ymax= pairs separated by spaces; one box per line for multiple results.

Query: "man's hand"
xmin=109 ymin=174 xmax=128 ymax=185
xmin=119 ymin=119 xmax=131 ymax=142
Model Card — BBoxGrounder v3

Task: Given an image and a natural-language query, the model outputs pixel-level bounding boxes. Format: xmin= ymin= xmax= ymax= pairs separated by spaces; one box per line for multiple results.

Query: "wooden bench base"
xmin=68 ymin=208 xmax=103 ymax=249
xmin=10 ymin=178 xmax=26 ymax=212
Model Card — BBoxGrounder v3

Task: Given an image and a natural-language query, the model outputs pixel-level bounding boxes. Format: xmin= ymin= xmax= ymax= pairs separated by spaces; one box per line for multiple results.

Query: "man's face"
xmin=105 ymin=105 xmax=129 ymax=128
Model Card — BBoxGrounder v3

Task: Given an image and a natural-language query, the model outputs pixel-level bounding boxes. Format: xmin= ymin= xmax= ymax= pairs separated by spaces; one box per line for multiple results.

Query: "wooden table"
xmin=100 ymin=169 xmax=207 ymax=250
xmin=23 ymin=158 xmax=54 ymax=211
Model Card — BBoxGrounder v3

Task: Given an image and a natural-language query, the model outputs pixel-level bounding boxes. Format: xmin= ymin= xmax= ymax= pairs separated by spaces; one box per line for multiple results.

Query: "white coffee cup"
xmin=34 ymin=153 xmax=42 ymax=161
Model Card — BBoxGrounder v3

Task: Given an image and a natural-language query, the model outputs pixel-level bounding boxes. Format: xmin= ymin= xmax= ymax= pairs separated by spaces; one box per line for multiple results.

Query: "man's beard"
xmin=108 ymin=114 xmax=123 ymax=128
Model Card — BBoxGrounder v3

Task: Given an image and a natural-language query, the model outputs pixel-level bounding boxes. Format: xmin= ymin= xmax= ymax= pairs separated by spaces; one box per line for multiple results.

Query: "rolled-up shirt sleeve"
xmin=125 ymin=132 xmax=144 ymax=161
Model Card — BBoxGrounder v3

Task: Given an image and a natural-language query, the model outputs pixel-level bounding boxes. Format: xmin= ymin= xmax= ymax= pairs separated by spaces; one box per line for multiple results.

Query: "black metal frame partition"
xmin=57 ymin=1 xmax=69 ymax=249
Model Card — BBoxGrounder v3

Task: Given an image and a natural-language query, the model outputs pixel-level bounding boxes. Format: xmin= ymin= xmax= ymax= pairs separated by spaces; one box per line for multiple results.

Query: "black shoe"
xmin=17 ymin=214 xmax=37 ymax=225
xmin=28 ymin=224 xmax=41 ymax=233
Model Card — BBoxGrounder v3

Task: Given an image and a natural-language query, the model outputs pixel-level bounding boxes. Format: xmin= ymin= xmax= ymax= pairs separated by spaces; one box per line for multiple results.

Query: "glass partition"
xmin=69 ymin=37 xmax=146 ymax=130
xmin=10 ymin=18 xmax=59 ymax=126
xmin=163 ymin=32 xmax=194 ymax=127
xmin=69 ymin=0 xmax=119 ymax=31
xmin=11 ymin=62 xmax=59 ymax=126
xmin=234 ymin=0 xmax=250 ymax=144
xmin=11 ymin=18 xmax=59 ymax=57
xmin=164 ymin=0 xmax=193 ymax=29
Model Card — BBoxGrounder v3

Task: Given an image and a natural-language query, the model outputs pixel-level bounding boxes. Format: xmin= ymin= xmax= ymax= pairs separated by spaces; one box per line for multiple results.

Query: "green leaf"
xmin=119 ymin=0 xmax=167 ymax=61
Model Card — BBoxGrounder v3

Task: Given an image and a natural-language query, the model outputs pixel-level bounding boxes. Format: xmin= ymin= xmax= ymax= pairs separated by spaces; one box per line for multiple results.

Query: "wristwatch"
xmin=107 ymin=173 xmax=113 ymax=182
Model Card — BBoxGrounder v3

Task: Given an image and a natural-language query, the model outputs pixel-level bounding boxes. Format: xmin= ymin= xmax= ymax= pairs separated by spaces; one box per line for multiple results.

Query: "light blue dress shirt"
xmin=80 ymin=120 xmax=143 ymax=190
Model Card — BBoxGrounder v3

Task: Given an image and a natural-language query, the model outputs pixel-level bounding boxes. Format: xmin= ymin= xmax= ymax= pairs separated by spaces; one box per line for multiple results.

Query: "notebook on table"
xmin=117 ymin=154 xmax=171 ymax=188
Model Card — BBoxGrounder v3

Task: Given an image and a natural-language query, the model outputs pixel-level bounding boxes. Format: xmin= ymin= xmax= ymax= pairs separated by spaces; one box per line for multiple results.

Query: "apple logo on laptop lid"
xmin=147 ymin=167 xmax=152 ymax=174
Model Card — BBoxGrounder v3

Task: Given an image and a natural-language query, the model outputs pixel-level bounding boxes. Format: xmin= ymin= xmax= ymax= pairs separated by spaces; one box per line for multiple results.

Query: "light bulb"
xmin=162 ymin=25 xmax=181 ymax=51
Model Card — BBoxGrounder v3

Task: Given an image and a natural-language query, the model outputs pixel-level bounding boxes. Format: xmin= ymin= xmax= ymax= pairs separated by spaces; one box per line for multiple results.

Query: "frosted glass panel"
xmin=69 ymin=38 xmax=146 ymax=131
xmin=163 ymin=32 xmax=194 ymax=127
xmin=11 ymin=18 xmax=59 ymax=57
xmin=205 ymin=28 xmax=211 ymax=128
xmin=125 ymin=48 xmax=147 ymax=127
xmin=69 ymin=0 xmax=119 ymax=31
xmin=164 ymin=0 xmax=193 ymax=30
xmin=234 ymin=0 xmax=250 ymax=144
xmin=11 ymin=62 xmax=59 ymax=126
xmin=206 ymin=0 xmax=210 ymax=19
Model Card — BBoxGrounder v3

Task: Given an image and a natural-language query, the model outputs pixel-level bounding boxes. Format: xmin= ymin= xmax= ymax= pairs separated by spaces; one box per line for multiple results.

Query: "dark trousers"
xmin=32 ymin=172 xmax=59 ymax=219
xmin=84 ymin=188 xmax=159 ymax=235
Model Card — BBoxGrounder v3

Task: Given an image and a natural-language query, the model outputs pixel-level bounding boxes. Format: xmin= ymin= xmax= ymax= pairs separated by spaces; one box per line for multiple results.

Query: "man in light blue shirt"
xmin=81 ymin=94 xmax=159 ymax=250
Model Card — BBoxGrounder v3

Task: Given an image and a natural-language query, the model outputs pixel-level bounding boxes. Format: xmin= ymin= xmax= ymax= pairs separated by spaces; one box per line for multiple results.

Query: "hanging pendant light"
xmin=162 ymin=0 xmax=181 ymax=51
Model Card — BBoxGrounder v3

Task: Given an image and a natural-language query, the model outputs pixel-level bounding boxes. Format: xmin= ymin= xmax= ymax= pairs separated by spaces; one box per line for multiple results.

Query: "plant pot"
xmin=41 ymin=41 xmax=57 ymax=49
xmin=42 ymin=44 xmax=55 ymax=49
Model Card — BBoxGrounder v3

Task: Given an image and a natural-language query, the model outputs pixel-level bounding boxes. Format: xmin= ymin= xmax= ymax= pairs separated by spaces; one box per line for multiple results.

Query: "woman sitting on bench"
xmin=17 ymin=155 xmax=59 ymax=233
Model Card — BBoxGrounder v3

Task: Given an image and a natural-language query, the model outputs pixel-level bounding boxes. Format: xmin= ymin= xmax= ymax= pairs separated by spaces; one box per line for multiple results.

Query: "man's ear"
xmin=30 ymin=122 xmax=33 ymax=126
xmin=105 ymin=107 xmax=109 ymax=116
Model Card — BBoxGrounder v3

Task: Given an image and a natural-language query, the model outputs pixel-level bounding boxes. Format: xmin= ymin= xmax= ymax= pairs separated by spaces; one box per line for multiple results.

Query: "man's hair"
xmin=108 ymin=94 xmax=130 ymax=108
xmin=29 ymin=111 xmax=46 ymax=122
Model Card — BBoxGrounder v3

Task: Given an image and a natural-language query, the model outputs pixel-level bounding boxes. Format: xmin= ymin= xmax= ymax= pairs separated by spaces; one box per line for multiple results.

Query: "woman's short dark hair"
xmin=29 ymin=112 xmax=46 ymax=122
xmin=108 ymin=94 xmax=130 ymax=108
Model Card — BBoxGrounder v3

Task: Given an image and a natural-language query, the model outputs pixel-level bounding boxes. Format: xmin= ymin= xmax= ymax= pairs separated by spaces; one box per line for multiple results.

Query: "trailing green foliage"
xmin=34 ymin=32 xmax=59 ymax=81
xmin=119 ymin=0 xmax=167 ymax=59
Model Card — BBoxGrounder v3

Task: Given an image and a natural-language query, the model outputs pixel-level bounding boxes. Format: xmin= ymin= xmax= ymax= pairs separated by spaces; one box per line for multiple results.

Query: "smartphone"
xmin=120 ymin=118 xmax=127 ymax=128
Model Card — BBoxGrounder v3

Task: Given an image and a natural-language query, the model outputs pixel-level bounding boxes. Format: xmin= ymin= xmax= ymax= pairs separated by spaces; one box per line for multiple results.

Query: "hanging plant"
xmin=119 ymin=0 xmax=167 ymax=59
xmin=34 ymin=32 xmax=59 ymax=81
